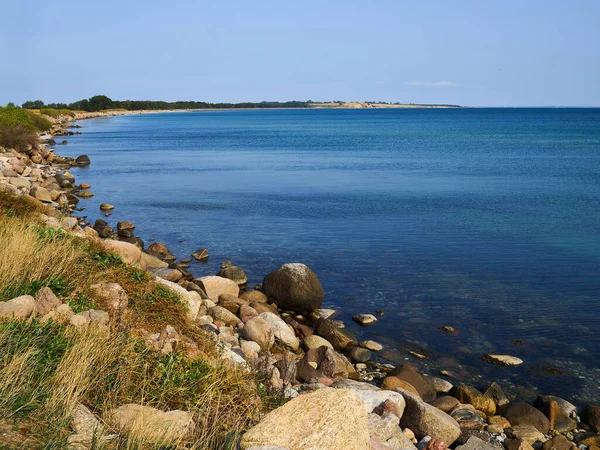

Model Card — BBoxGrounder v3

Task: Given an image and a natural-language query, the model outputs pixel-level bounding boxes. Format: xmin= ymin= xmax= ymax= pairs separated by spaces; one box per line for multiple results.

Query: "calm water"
xmin=65 ymin=108 xmax=600 ymax=403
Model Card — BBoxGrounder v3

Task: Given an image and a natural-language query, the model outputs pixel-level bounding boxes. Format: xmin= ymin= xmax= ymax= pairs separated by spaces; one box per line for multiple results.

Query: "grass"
xmin=39 ymin=108 xmax=76 ymax=118
xmin=0 ymin=105 xmax=52 ymax=151
xmin=0 ymin=192 xmax=284 ymax=448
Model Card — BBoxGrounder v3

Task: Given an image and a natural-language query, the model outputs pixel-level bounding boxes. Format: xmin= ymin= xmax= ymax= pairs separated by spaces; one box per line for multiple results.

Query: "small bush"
xmin=39 ymin=108 xmax=58 ymax=118
xmin=24 ymin=110 xmax=52 ymax=131
xmin=0 ymin=124 xmax=39 ymax=151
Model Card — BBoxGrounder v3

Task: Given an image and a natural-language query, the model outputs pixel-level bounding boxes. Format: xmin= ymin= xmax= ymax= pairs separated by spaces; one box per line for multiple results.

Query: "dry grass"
xmin=0 ymin=193 xmax=277 ymax=448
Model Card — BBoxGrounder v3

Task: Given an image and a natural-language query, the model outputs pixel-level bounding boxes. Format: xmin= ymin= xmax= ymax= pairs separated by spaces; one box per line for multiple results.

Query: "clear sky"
xmin=2 ymin=0 xmax=599 ymax=106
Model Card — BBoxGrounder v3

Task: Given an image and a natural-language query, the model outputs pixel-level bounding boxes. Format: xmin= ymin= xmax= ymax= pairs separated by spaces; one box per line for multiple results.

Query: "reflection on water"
xmin=66 ymin=108 xmax=600 ymax=403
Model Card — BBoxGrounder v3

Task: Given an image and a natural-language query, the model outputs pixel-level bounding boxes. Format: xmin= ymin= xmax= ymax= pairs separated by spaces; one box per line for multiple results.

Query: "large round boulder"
xmin=262 ymin=263 xmax=324 ymax=313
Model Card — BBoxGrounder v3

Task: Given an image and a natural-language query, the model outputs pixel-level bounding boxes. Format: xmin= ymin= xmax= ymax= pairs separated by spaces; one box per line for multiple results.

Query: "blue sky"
xmin=1 ymin=1 xmax=599 ymax=106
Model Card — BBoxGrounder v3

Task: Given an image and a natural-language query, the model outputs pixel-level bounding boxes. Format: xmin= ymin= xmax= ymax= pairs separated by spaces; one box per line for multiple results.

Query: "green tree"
xmin=22 ymin=100 xmax=45 ymax=109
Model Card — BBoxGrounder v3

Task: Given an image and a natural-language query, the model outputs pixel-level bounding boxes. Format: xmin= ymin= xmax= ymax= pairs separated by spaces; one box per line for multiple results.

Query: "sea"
xmin=65 ymin=107 xmax=600 ymax=403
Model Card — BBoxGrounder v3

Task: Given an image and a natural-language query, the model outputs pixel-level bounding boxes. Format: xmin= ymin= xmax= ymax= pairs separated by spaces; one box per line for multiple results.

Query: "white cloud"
xmin=407 ymin=81 xmax=456 ymax=87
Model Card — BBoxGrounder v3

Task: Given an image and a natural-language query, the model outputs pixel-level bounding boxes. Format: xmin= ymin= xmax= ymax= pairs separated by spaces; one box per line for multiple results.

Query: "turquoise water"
xmin=66 ymin=108 xmax=600 ymax=402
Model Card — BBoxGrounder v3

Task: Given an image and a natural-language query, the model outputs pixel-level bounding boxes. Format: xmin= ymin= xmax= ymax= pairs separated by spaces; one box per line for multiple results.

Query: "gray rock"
xmin=209 ymin=306 xmax=241 ymax=327
xmin=455 ymin=436 xmax=498 ymax=450
xmin=344 ymin=346 xmax=372 ymax=363
xmin=332 ymin=379 xmax=406 ymax=417
xmin=258 ymin=312 xmax=299 ymax=351
xmin=240 ymin=317 xmax=274 ymax=350
xmin=0 ymin=295 xmax=35 ymax=319
xmin=503 ymin=402 xmax=550 ymax=434
xmin=314 ymin=318 xmax=357 ymax=351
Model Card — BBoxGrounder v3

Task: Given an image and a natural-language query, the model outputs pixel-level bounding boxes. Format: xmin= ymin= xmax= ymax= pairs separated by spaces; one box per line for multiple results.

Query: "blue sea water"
xmin=65 ymin=108 xmax=600 ymax=402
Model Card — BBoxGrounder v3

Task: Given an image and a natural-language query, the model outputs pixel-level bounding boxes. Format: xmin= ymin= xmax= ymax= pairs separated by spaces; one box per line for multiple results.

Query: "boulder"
xmin=381 ymin=377 xmax=421 ymax=398
xmin=506 ymin=425 xmax=546 ymax=445
xmin=90 ymin=282 xmax=128 ymax=311
xmin=154 ymin=278 xmax=202 ymax=321
xmin=240 ymin=317 xmax=274 ymax=350
xmin=239 ymin=304 xmax=259 ymax=323
xmin=218 ymin=264 xmax=247 ymax=286
xmin=361 ymin=340 xmax=383 ymax=351
xmin=368 ymin=412 xmax=405 ymax=442
xmin=218 ymin=294 xmax=248 ymax=314
xmin=34 ymin=287 xmax=61 ymax=316
xmin=484 ymin=382 xmax=510 ymax=409
xmin=431 ymin=396 xmax=461 ymax=413
xmin=196 ymin=276 xmax=239 ymax=301
xmin=262 ymin=263 xmax=324 ymax=313
xmin=534 ymin=396 xmax=577 ymax=418
xmin=314 ymin=318 xmax=357 ymax=351
xmin=239 ymin=388 xmax=370 ymax=450
xmin=450 ymin=405 xmax=486 ymax=430
xmin=431 ymin=377 xmax=453 ymax=394
xmin=296 ymin=346 xmax=355 ymax=382
xmin=344 ymin=346 xmax=372 ymax=363
xmin=397 ymin=388 xmax=461 ymax=445
xmin=149 ymin=267 xmax=182 ymax=282
xmin=93 ymin=219 xmax=113 ymax=238
xmin=302 ymin=335 xmax=334 ymax=350
xmin=191 ymin=248 xmax=208 ymax=261
xmin=258 ymin=312 xmax=299 ymax=351
xmin=106 ymin=404 xmax=194 ymax=444
xmin=99 ymin=203 xmax=114 ymax=211
xmin=9 ymin=177 xmax=31 ymax=190
xmin=30 ymin=186 xmax=52 ymax=203
xmin=142 ymin=252 xmax=168 ymax=268
xmin=488 ymin=415 xmax=512 ymax=429
xmin=505 ymin=438 xmax=535 ymax=450
xmin=454 ymin=385 xmax=496 ymax=417
xmin=456 ymin=436 xmax=498 ymax=450
xmin=332 ymin=379 xmax=406 ymax=417
xmin=240 ymin=290 xmax=268 ymax=303
xmin=584 ymin=404 xmax=600 ymax=432
xmin=71 ymin=403 xmax=104 ymax=439
xmin=209 ymin=306 xmax=240 ymax=327
xmin=101 ymin=239 xmax=143 ymax=267
xmin=353 ymin=314 xmax=377 ymax=325
xmin=543 ymin=399 xmax=576 ymax=432
xmin=75 ymin=155 xmax=91 ymax=166
xmin=541 ymin=435 xmax=577 ymax=450
xmin=503 ymin=402 xmax=550 ymax=434
xmin=0 ymin=295 xmax=35 ymax=319
xmin=390 ymin=364 xmax=436 ymax=402
xmin=147 ymin=242 xmax=175 ymax=262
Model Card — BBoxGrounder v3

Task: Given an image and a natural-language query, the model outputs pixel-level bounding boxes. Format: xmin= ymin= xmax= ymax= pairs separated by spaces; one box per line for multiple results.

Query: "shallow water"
xmin=65 ymin=108 xmax=600 ymax=403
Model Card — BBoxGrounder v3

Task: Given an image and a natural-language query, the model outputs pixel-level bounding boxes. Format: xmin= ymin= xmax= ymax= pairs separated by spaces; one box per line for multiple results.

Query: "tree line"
xmin=22 ymin=95 xmax=311 ymax=112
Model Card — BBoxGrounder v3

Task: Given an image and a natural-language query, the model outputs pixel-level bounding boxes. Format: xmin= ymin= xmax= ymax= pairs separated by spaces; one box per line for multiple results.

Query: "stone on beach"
xmin=0 ymin=295 xmax=36 ymax=319
xmin=503 ymin=402 xmax=550 ymax=434
xmin=302 ymin=334 xmax=333 ymax=350
xmin=34 ymin=287 xmax=62 ymax=316
xmin=390 ymin=363 xmax=437 ymax=402
xmin=332 ymin=379 xmax=406 ymax=417
xmin=101 ymin=239 xmax=143 ymax=267
xmin=217 ymin=262 xmax=248 ymax=286
xmin=361 ymin=340 xmax=383 ymax=351
xmin=352 ymin=313 xmax=377 ymax=325
xmin=240 ymin=388 xmax=370 ymax=450
xmin=262 ymin=263 xmax=324 ymax=313
xmin=313 ymin=318 xmax=357 ymax=351
xmin=99 ymin=203 xmax=114 ymax=211
xmin=240 ymin=290 xmax=268 ymax=303
xmin=240 ymin=316 xmax=274 ymax=350
xmin=397 ymin=388 xmax=461 ymax=445
xmin=258 ymin=312 xmax=299 ymax=351
xmin=154 ymin=278 xmax=202 ymax=321
xmin=90 ymin=282 xmax=128 ymax=311
xmin=196 ymin=275 xmax=239 ymax=301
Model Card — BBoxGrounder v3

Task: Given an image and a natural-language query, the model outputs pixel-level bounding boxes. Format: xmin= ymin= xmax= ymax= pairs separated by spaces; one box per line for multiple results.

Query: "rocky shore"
xmin=0 ymin=114 xmax=599 ymax=449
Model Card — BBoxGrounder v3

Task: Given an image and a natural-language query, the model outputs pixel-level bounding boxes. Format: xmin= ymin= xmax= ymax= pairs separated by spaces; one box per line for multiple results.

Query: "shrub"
xmin=39 ymin=108 xmax=59 ymax=118
xmin=24 ymin=110 xmax=52 ymax=131
xmin=0 ymin=124 xmax=39 ymax=151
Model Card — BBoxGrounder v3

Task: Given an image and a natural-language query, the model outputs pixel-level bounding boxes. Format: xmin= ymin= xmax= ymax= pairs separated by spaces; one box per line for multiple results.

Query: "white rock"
xmin=258 ymin=312 xmax=299 ymax=351
xmin=353 ymin=314 xmax=378 ymax=325
xmin=482 ymin=354 xmax=523 ymax=366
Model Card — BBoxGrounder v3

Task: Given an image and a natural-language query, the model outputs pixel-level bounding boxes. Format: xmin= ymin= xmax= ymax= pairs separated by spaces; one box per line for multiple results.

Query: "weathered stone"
xmin=344 ymin=346 xmax=372 ymax=363
xmin=381 ymin=377 xmax=421 ymax=398
xmin=544 ymin=399 xmax=576 ymax=432
xmin=101 ymin=239 xmax=143 ymax=267
xmin=196 ymin=276 xmax=239 ymax=301
xmin=9 ymin=177 xmax=31 ymax=190
xmin=240 ymin=290 xmax=268 ymax=303
xmin=154 ymin=278 xmax=202 ymax=322
xmin=218 ymin=265 xmax=247 ymax=286
xmin=450 ymin=404 xmax=486 ymax=430
xmin=218 ymin=294 xmax=248 ymax=314
xmin=191 ymin=248 xmax=208 ymax=261
xmin=503 ymin=402 xmax=550 ymax=434
xmin=209 ymin=306 xmax=240 ymax=327
xmin=251 ymin=301 xmax=277 ymax=314
xmin=361 ymin=340 xmax=383 ymax=351
xmin=240 ymin=388 xmax=370 ymax=450
xmin=584 ymin=404 xmax=600 ymax=432
xmin=397 ymin=388 xmax=461 ymax=445
xmin=456 ymin=436 xmax=498 ymax=450
xmin=149 ymin=267 xmax=182 ymax=282
xmin=455 ymin=385 xmax=496 ymax=417
xmin=541 ymin=435 xmax=576 ymax=450
xmin=146 ymin=242 xmax=175 ymax=262
xmin=506 ymin=425 xmax=546 ymax=445
xmin=99 ymin=203 xmax=114 ymax=211
xmin=71 ymin=403 xmax=104 ymax=439
xmin=484 ymin=382 xmax=510 ymax=409
xmin=30 ymin=186 xmax=52 ymax=203
xmin=106 ymin=404 xmax=194 ymax=444
xmin=332 ymin=379 xmax=406 ymax=417
xmin=368 ymin=412 xmax=403 ymax=441
xmin=302 ymin=334 xmax=334 ymax=350
xmin=482 ymin=354 xmax=523 ymax=366
xmin=75 ymin=155 xmax=91 ymax=166
xmin=390 ymin=364 xmax=436 ymax=403
xmin=431 ymin=377 xmax=453 ymax=394
xmin=431 ymin=395 xmax=461 ymax=413
xmin=296 ymin=346 xmax=355 ymax=382
xmin=0 ymin=295 xmax=35 ymax=319
xmin=262 ymin=263 xmax=324 ymax=313
xmin=90 ymin=282 xmax=128 ymax=311
xmin=314 ymin=318 xmax=357 ymax=351
xmin=34 ymin=287 xmax=61 ymax=316
xmin=534 ymin=396 xmax=577 ymax=418
xmin=240 ymin=317 xmax=274 ymax=350
xmin=259 ymin=312 xmax=299 ymax=351
xmin=488 ymin=415 xmax=511 ymax=429
xmin=505 ymin=438 xmax=535 ymax=450
xmin=239 ymin=304 xmax=259 ymax=323
xmin=353 ymin=313 xmax=377 ymax=325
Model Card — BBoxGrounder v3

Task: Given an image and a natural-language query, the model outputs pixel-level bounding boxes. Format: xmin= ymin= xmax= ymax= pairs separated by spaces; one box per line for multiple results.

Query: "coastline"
xmin=1 ymin=113 xmax=599 ymax=449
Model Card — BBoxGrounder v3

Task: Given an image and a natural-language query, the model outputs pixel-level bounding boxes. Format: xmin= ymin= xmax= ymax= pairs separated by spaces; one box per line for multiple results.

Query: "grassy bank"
xmin=0 ymin=193 xmax=279 ymax=449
